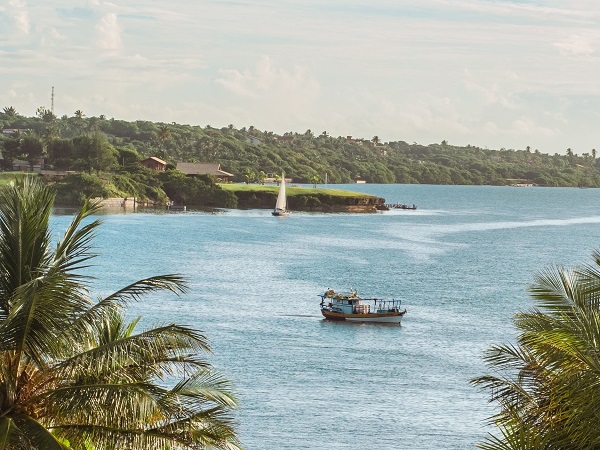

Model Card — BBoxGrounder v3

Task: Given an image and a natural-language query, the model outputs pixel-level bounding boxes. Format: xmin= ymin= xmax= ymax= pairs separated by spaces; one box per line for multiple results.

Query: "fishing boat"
xmin=272 ymin=172 xmax=289 ymax=216
xmin=319 ymin=289 xmax=407 ymax=323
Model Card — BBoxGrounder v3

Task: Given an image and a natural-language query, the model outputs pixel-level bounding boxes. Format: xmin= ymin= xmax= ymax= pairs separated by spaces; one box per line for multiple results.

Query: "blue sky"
xmin=0 ymin=0 xmax=598 ymax=154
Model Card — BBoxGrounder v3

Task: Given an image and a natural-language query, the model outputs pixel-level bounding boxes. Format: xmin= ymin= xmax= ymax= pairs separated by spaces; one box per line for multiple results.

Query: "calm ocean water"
xmin=52 ymin=184 xmax=600 ymax=449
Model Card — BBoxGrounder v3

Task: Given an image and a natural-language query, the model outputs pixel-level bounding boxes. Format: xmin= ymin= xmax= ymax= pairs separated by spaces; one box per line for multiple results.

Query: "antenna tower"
xmin=51 ymin=86 xmax=54 ymax=114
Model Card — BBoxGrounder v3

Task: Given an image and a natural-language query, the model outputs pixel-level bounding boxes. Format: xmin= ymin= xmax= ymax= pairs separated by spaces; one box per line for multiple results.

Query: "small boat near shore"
xmin=319 ymin=289 xmax=406 ymax=323
xmin=385 ymin=203 xmax=417 ymax=210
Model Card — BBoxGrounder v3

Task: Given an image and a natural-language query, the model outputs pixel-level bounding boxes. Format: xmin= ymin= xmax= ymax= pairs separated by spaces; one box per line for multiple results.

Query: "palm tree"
xmin=2 ymin=106 xmax=18 ymax=118
xmin=257 ymin=170 xmax=267 ymax=185
xmin=241 ymin=167 xmax=255 ymax=184
xmin=567 ymin=147 xmax=574 ymax=163
xmin=87 ymin=116 xmax=100 ymax=133
xmin=371 ymin=136 xmax=380 ymax=146
xmin=310 ymin=175 xmax=320 ymax=188
xmin=41 ymin=126 xmax=60 ymax=149
xmin=156 ymin=125 xmax=172 ymax=159
xmin=36 ymin=107 xmax=56 ymax=123
xmin=472 ymin=249 xmax=600 ymax=449
xmin=0 ymin=178 xmax=240 ymax=449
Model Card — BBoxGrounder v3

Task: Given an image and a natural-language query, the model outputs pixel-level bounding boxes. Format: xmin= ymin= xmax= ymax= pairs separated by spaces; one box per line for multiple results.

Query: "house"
xmin=176 ymin=162 xmax=234 ymax=183
xmin=2 ymin=128 xmax=30 ymax=135
xmin=263 ymin=173 xmax=292 ymax=184
xmin=346 ymin=136 xmax=364 ymax=143
xmin=140 ymin=156 xmax=167 ymax=171
xmin=12 ymin=158 xmax=44 ymax=172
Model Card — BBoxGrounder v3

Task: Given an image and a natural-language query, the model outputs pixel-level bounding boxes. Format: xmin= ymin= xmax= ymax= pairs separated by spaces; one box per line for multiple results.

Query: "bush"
xmin=54 ymin=173 xmax=112 ymax=205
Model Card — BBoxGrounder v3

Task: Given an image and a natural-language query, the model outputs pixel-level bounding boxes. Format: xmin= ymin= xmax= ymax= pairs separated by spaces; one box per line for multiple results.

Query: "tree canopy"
xmin=2 ymin=107 xmax=600 ymax=187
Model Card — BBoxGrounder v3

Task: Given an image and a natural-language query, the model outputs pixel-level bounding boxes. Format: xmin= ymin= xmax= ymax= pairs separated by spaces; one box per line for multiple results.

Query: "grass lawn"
xmin=219 ymin=183 xmax=376 ymax=198
xmin=0 ymin=172 xmax=36 ymax=186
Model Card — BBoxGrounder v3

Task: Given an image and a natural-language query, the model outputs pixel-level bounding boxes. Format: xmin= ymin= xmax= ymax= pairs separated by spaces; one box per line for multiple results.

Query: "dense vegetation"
xmin=220 ymin=184 xmax=383 ymax=211
xmin=0 ymin=178 xmax=240 ymax=449
xmin=1 ymin=106 xmax=600 ymax=201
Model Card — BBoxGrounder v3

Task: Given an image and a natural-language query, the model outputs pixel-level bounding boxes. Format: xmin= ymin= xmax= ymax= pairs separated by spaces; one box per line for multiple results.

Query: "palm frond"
xmin=64 ymin=275 xmax=188 ymax=346
xmin=52 ymin=198 xmax=102 ymax=276
xmin=529 ymin=266 xmax=579 ymax=314
xmin=53 ymin=323 xmax=211 ymax=384
xmin=477 ymin=422 xmax=550 ymax=450
xmin=573 ymin=254 xmax=600 ymax=309
xmin=55 ymin=423 xmax=243 ymax=450
xmin=170 ymin=368 xmax=237 ymax=408
xmin=0 ymin=417 xmax=23 ymax=450
xmin=46 ymin=376 xmax=239 ymax=449
xmin=100 ymin=274 xmax=188 ymax=303
xmin=14 ymin=415 xmax=69 ymax=449
xmin=0 ymin=272 xmax=91 ymax=366
xmin=42 ymin=381 xmax=169 ymax=428
xmin=0 ymin=178 xmax=54 ymax=313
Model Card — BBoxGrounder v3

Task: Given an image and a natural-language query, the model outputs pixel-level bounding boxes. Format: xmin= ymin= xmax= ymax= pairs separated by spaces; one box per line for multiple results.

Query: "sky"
xmin=0 ymin=0 xmax=599 ymax=154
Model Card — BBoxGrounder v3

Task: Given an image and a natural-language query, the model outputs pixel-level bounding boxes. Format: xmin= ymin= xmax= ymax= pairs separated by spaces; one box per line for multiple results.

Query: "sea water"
xmin=52 ymin=184 xmax=600 ymax=449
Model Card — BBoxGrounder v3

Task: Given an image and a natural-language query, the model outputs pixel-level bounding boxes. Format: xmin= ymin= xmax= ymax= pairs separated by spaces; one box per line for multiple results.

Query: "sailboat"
xmin=272 ymin=173 xmax=289 ymax=216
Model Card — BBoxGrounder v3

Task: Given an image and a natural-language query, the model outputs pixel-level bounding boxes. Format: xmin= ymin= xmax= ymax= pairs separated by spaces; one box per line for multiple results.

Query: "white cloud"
xmin=7 ymin=0 xmax=30 ymax=34
xmin=511 ymin=117 xmax=555 ymax=138
xmin=436 ymin=0 xmax=592 ymax=22
xmin=553 ymin=34 xmax=594 ymax=56
xmin=95 ymin=12 xmax=121 ymax=50
xmin=483 ymin=121 xmax=500 ymax=135
xmin=463 ymin=72 xmax=520 ymax=110
xmin=216 ymin=56 xmax=320 ymax=101
xmin=40 ymin=26 xmax=66 ymax=46
xmin=210 ymin=56 xmax=323 ymax=133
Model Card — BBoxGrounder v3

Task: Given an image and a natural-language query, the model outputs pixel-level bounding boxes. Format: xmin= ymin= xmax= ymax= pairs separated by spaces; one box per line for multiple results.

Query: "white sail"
xmin=275 ymin=175 xmax=286 ymax=211
xmin=272 ymin=173 xmax=288 ymax=216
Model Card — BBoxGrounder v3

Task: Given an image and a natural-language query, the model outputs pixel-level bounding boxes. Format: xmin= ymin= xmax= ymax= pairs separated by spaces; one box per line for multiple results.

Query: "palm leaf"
xmin=52 ymin=198 xmax=102 ymax=276
xmin=0 ymin=272 xmax=90 ymax=365
xmin=13 ymin=415 xmax=69 ymax=449
xmin=0 ymin=417 xmax=23 ymax=450
xmin=62 ymin=275 xmax=188 ymax=349
xmin=529 ymin=266 xmax=578 ymax=314
xmin=52 ymin=323 xmax=211 ymax=389
xmin=477 ymin=422 xmax=551 ymax=450
xmin=0 ymin=178 xmax=54 ymax=313
xmin=170 ymin=368 xmax=237 ymax=409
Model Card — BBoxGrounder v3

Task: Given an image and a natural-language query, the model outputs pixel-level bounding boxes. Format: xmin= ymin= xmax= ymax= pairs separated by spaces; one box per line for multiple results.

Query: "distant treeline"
xmin=1 ymin=106 xmax=599 ymax=188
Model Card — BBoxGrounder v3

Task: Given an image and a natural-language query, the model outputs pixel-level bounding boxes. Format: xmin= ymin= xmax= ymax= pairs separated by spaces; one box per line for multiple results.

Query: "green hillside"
xmin=1 ymin=107 xmax=598 ymax=188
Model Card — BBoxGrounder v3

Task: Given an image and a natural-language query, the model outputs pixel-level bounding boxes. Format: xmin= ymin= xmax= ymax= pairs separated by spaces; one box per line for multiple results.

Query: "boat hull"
xmin=272 ymin=210 xmax=289 ymax=216
xmin=321 ymin=309 xmax=406 ymax=323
